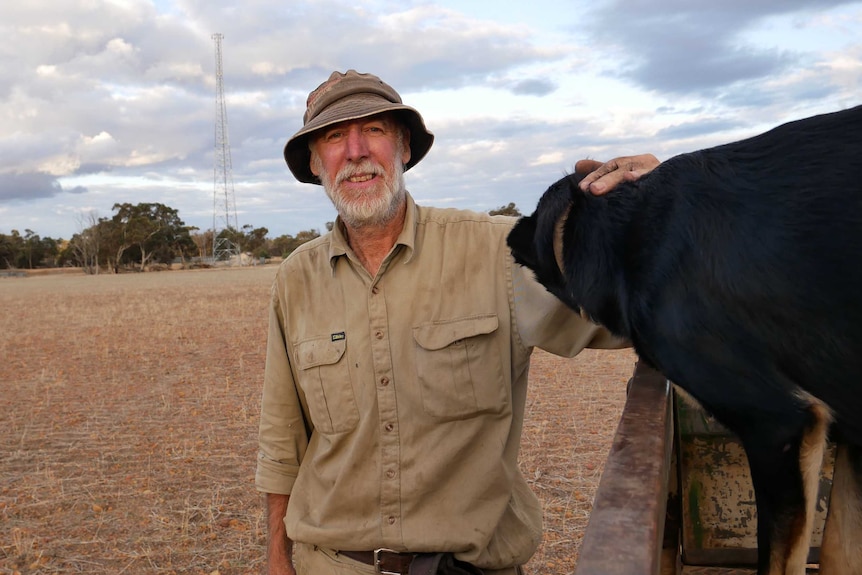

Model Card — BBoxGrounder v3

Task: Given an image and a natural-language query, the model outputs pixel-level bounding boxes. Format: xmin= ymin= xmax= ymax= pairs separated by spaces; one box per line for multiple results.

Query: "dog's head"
xmin=507 ymin=173 xmax=585 ymax=312
xmin=507 ymin=171 xmax=636 ymax=337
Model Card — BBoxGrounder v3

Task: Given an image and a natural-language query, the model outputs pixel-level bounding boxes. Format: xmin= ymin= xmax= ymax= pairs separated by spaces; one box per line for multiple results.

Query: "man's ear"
xmin=309 ymin=145 xmax=321 ymax=177
xmin=401 ymin=129 xmax=411 ymax=166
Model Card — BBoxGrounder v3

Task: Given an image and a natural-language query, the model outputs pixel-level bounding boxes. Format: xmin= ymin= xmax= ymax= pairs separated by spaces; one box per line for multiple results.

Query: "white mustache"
xmin=336 ymin=161 xmax=382 ymax=186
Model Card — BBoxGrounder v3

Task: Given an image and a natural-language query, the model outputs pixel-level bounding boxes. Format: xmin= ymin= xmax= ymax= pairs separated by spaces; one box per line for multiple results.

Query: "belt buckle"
xmin=374 ymin=548 xmax=403 ymax=575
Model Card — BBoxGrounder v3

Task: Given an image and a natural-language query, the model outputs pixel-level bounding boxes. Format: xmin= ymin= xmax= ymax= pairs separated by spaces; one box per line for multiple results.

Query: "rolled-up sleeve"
xmin=512 ymin=261 xmax=629 ymax=355
xmin=255 ymin=282 xmax=310 ymax=495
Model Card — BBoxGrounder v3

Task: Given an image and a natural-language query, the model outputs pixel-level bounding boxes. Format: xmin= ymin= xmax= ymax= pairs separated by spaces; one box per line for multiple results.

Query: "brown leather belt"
xmin=338 ymin=548 xmax=416 ymax=574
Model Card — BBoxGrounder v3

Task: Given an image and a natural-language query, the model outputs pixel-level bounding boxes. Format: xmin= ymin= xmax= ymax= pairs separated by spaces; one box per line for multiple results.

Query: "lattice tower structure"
xmin=211 ymin=33 xmax=240 ymax=263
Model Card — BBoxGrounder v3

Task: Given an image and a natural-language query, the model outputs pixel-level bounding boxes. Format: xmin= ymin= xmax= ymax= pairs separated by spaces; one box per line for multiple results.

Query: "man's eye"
xmin=325 ymin=131 xmax=344 ymax=141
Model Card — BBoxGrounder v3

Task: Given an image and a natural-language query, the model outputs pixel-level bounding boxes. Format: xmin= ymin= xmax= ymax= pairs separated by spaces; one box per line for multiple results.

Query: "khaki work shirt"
xmin=256 ymin=193 xmax=625 ymax=569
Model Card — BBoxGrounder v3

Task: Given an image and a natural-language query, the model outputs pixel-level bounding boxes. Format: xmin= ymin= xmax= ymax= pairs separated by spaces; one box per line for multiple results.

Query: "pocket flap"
xmin=294 ymin=337 xmax=346 ymax=369
xmin=413 ymin=314 xmax=499 ymax=351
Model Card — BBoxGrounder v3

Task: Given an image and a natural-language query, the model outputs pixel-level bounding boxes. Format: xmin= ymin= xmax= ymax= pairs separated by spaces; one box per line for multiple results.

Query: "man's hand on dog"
xmin=576 ymin=154 xmax=660 ymax=195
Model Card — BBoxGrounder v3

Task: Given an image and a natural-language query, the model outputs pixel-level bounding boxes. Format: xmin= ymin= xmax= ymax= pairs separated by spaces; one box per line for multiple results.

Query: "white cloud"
xmin=0 ymin=0 xmax=860 ymax=239
xmin=531 ymin=152 xmax=565 ymax=167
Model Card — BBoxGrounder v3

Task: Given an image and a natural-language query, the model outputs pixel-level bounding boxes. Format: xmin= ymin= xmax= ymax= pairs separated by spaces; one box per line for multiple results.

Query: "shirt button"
xmin=375 ymin=330 xmax=384 ymax=339
xmin=386 ymin=469 xmax=396 ymax=479
xmin=372 ymin=286 xmax=380 ymax=294
xmin=384 ymin=422 xmax=394 ymax=432
xmin=388 ymin=516 xmax=396 ymax=525
xmin=380 ymin=377 xmax=390 ymax=386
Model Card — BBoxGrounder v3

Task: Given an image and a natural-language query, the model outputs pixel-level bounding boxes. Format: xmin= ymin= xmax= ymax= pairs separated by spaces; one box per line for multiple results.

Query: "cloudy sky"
xmin=1 ymin=0 xmax=860 ymax=240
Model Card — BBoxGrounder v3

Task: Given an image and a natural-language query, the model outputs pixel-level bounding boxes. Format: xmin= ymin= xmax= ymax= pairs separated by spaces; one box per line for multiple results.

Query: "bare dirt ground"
xmin=0 ymin=267 xmax=635 ymax=575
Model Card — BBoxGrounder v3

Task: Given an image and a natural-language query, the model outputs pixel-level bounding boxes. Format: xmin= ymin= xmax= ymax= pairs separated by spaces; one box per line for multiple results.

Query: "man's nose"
xmin=345 ymin=127 xmax=369 ymax=161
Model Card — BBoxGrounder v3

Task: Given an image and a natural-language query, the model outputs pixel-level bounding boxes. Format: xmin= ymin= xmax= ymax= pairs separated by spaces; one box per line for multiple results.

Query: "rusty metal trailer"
xmin=573 ymin=361 xmax=833 ymax=575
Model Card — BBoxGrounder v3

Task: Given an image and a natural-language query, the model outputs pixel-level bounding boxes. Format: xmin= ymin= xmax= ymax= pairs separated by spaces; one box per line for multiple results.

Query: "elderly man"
xmin=256 ymin=69 xmax=658 ymax=575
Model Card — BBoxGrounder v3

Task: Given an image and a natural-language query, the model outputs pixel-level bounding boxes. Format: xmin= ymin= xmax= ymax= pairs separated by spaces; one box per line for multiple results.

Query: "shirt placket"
xmin=368 ymin=279 xmax=402 ymax=544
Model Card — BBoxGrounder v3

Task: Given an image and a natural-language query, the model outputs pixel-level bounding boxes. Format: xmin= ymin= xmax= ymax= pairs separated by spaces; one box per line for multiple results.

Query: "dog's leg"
xmin=745 ymin=435 xmax=805 ymax=575
xmin=743 ymin=400 xmax=829 ymax=575
xmin=784 ymin=399 xmax=830 ymax=575
xmin=820 ymin=443 xmax=862 ymax=575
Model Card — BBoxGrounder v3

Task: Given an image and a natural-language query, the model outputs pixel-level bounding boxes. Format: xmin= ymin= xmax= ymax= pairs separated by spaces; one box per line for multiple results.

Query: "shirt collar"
xmin=327 ymin=192 xmax=418 ymax=270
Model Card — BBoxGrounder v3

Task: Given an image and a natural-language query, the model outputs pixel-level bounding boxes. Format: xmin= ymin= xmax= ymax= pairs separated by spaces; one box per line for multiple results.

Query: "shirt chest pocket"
xmin=294 ymin=336 xmax=359 ymax=434
xmin=412 ymin=314 xmax=508 ymax=420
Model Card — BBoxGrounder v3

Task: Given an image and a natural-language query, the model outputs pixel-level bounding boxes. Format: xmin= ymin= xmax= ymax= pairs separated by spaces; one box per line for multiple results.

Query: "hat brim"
xmin=284 ymin=94 xmax=434 ymax=184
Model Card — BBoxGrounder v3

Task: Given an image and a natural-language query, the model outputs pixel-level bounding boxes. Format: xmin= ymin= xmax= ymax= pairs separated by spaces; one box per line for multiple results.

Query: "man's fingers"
xmin=583 ymin=169 xmax=627 ymax=194
xmin=576 ymin=154 xmax=660 ymax=195
xmin=574 ymin=159 xmax=604 ymax=175
xmin=576 ymin=159 xmax=617 ymax=190
xmin=576 ymin=159 xmax=621 ymax=192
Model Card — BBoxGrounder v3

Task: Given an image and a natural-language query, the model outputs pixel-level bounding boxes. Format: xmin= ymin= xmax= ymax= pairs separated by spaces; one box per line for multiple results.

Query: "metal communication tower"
xmin=211 ymin=32 xmax=240 ymax=263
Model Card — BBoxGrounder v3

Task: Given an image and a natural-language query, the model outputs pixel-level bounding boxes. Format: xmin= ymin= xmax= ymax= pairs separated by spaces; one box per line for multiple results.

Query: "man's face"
xmin=310 ymin=113 xmax=412 ymax=229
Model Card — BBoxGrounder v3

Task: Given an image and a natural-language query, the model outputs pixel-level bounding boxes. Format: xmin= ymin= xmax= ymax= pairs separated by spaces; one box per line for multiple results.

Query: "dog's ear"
xmin=508 ymin=174 xmax=580 ymax=294
xmin=507 ymin=213 xmax=539 ymax=270
xmin=531 ymin=175 xmax=579 ymax=272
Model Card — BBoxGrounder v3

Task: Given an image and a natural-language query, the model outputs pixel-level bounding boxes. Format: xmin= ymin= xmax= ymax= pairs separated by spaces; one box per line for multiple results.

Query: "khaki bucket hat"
xmin=284 ymin=69 xmax=435 ymax=184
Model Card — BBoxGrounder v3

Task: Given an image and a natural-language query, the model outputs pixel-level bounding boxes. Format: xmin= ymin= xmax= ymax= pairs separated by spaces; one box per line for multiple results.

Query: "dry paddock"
xmin=0 ymin=266 xmax=636 ymax=574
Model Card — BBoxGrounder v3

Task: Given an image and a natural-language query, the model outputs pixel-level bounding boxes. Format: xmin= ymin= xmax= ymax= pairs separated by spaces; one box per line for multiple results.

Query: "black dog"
xmin=507 ymin=106 xmax=862 ymax=575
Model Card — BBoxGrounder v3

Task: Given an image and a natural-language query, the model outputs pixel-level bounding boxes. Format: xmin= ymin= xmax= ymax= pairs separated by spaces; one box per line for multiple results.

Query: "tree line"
xmin=1 ymin=201 xmax=521 ymax=273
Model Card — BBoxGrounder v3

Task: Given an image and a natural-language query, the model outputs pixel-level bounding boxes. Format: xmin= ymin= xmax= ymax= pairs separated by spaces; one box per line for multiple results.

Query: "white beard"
xmin=322 ymin=159 xmax=406 ymax=229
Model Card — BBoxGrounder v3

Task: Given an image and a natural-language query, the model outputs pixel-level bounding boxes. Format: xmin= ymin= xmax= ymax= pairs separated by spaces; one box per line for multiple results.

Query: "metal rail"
xmin=574 ymin=360 xmax=675 ymax=575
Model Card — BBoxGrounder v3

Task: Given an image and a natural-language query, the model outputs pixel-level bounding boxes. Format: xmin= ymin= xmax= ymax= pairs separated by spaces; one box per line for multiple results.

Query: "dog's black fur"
xmin=507 ymin=105 xmax=862 ymax=575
